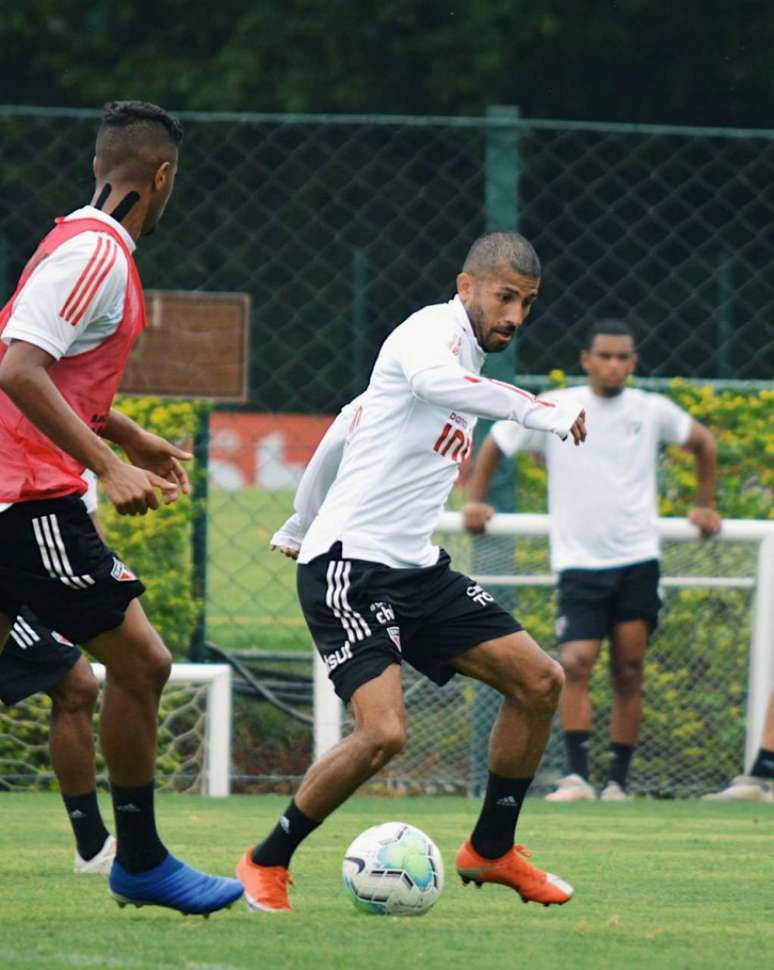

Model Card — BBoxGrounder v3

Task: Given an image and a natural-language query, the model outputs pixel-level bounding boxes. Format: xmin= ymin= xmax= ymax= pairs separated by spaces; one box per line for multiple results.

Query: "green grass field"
xmin=1 ymin=794 xmax=772 ymax=970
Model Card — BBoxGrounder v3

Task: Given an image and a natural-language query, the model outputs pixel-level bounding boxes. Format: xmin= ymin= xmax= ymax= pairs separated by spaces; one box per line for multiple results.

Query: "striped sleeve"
xmin=58 ymin=235 xmax=119 ymax=326
xmin=2 ymin=231 xmax=127 ymax=359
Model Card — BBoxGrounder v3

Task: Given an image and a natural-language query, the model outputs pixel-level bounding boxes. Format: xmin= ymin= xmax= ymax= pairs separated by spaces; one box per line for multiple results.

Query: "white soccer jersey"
xmin=299 ymin=296 xmax=582 ymax=568
xmin=2 ymin=206 xmax=133 ymax=360
xmin=490 ymin=384 xmax=693 ymax=571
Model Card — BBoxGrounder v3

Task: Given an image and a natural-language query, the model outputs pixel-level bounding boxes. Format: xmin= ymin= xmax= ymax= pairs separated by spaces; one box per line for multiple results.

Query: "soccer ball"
xmin=341 ymin=821 xmax=444 ymax=916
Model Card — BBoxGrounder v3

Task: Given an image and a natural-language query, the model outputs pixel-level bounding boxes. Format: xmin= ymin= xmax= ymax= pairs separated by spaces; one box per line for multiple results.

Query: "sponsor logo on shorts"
xmin=555 ymin=615 xmax=568 ymax=638
xmin=52 ymin=631 xmax=74 ymax=646
xmin=323 ymin=643 xmax=353 ymax=672
xmin=386 ymin=626 xmax=402 ymax=652
xmin=466 ymin=583 xmax=494 ymax=606
xmin=111 ymin=557 xmax=137 ymax=582
xmin=369 ymin=601 xmax=396 ymax=624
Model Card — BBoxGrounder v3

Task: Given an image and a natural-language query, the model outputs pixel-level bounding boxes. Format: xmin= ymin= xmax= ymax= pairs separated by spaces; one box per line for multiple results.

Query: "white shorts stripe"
xmin=324 ymin=559 xmax=372 ymax=644
xmin=31 ymin=515 xmax=93 ymax=589
xmin=10 ymin=621 xmax=32 ymax=648
xmin=31 ymin=517 xmax=55 ymax=576
xmin=17 ymin=616 xmax=40 ymax=643
xmin=340 ymin=562 xmax=372 ymax=639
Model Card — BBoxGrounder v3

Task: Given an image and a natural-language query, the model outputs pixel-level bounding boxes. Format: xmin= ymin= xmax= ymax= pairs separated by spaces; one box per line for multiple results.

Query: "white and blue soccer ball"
xmin=342 ymin=821 xmax=444 ymax=916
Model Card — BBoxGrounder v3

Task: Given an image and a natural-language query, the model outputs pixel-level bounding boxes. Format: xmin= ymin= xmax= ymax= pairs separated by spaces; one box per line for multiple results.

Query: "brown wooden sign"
xmin=120 ymin=290 xmax=250 ymax=402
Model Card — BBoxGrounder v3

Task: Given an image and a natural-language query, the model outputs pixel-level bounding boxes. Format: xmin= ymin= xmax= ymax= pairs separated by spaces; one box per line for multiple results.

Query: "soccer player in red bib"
xmin=0 ymin=101 xmax=242 ymax=915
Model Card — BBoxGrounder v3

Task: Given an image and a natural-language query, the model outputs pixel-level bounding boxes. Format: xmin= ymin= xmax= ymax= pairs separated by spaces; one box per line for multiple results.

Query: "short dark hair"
xmin=462 ymin=231 xmax=541 ymax=279
xmin=95 ymin=101 xmax=183 ymax=179
xmin=585 ymin=318 xmax=636 ymax=348
xmin=99 ymin=100 xmax=183 ymax=146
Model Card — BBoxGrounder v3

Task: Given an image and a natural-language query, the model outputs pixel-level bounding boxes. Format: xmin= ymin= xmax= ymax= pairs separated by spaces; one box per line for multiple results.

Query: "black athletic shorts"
xmin=0 ymin=606 xmax=81 ymax=706
xmin=555 ymin=558 xmax=661 ymax=645
xmin=0 ymin=495 xmax=145 ymax=644
xmin=297 ymin=543 xmax=523 ymax=704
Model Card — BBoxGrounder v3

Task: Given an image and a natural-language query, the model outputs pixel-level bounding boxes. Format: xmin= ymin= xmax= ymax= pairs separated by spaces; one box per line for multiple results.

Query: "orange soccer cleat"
xmin=235 ymin=851 xmax=294 ymax=913
xmin=455 ymin=839 xmax=574 ymax=907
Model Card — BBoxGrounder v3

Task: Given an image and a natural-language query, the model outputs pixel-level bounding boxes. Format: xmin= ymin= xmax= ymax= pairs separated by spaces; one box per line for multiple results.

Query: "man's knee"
xmin=105 ymin=635 xmax=172 ymax=694
xmin=560 ymin=647 xmax=595 ymax=685
xmin=611 ymin=658 xmax=644 ymax=697
xmin=356 ymin=718 xmax=407 ymax=771
xmin=504 ymin=655 xmax=564 ymax=714
xmin=50 ymin=658 xmax=99 ymax=714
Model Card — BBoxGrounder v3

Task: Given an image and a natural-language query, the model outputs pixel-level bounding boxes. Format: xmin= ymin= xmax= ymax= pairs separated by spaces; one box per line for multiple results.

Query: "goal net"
xmin=0 ymin=663 xmax=231 ymax=796
xmin=317 ymin=514 xmax=774 ymax=797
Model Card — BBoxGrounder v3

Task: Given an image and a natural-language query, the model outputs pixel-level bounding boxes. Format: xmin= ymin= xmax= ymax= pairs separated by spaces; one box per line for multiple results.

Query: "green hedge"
xmin=98 ymin=395 xmax=210 ymax=658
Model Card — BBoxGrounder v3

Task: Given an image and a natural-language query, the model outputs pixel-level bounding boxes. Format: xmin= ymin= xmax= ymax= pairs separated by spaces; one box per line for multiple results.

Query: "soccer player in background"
xmin=704 ymin=688 xmax=774 ymax=801
xmin=0 ymin=101 xmax=242 ymax=914
xmin=238 ymin=232 xmax=587 ymax=912
xmin=0 ymin=472 xmax=115 ymax=874
xmin=463 ymin=320 xmax=721 ymax=801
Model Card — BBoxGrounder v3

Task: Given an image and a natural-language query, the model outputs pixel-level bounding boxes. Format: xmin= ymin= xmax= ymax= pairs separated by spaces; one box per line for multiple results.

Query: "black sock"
xmin=749 ymin=747 xmax=774 ymax=780
xmin=564 ymin=730 xmax=591 ymax=779
xmin=470 ymin=773 xmax=533 ymax=860
xmin=251 ymin=800 xmax=320 ymax=868
xmin=62 ymin=790 xmax=110 ymax=861
xmin=607 ymin=743 xmax=635 ymax=789
xmin=111 ymin=781 xmax=167 ymax=874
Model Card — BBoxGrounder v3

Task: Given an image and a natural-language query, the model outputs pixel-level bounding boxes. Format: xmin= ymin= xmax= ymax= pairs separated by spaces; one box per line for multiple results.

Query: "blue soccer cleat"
xmin=109 ymin=853 xmax=244 ymax=917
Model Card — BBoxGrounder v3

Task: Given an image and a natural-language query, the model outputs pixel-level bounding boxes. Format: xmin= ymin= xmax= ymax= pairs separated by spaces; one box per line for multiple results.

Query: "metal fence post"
xmin=189 ymin=408 xmax=210 ymax=662
xmin=468 ymin=105 xmax=521 ymax=796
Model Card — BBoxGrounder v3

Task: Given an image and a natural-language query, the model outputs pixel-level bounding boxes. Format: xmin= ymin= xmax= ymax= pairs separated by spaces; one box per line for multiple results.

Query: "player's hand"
xmin=122 ymin=430 xmax=193 ymax=496
xmin=269 ymin=543 xmax=300 ymax=560
xmin=569 ymin=409 xmax=587 ymax=446
xmin=462 ymin=501 xmax=495 ymax=534
xmin=99 ymin=460 xmax=179 ymax=516
xmin=689 ymin=506 xmax=722 ymax=537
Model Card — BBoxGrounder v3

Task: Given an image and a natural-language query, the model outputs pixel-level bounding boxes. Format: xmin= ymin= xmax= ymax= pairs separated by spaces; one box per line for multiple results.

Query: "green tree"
xmin=2 ymin=1 xmax=773 ymax=126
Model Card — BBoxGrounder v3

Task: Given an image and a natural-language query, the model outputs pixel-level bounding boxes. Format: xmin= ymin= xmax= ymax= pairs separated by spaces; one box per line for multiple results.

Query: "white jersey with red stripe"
xmin=298 ymin=295 xmax=582 ymax=569
xmin=1 ymin=206 xmax=132 ymax=361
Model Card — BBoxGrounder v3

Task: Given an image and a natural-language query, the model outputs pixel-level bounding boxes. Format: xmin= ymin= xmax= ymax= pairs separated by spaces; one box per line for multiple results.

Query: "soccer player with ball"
xmin=238 ymin=232 xmax=586 ymax=912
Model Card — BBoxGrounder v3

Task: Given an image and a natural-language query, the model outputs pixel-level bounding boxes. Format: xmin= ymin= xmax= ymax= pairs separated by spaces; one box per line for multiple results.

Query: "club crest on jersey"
xmin=386 ymin=626 xmax=402 ymax=652
xmin=111 ymin=557 xmax=137 ymax=582
xmin=449 ymin=335 xmax=462 ymax=357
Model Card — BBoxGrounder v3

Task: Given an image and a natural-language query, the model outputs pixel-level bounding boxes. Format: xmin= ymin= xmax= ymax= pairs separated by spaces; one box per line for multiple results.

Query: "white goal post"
xmin=91 ymin=662 xmax=232 ymax=797
xmin=313 ymin=515 xmax=774 ymax=774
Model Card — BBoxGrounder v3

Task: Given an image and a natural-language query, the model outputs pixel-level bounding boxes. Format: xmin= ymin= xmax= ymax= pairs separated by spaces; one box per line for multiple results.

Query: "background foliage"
xmin=2 ymin=1 xmax=773 ymax=127
xmin=99 ymin=395 xmax=208 ymax=657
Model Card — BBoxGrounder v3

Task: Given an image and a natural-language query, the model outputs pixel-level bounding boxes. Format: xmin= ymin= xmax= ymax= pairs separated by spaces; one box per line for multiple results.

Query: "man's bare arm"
xmin=682 ymin=421 xmax=722 ymax=536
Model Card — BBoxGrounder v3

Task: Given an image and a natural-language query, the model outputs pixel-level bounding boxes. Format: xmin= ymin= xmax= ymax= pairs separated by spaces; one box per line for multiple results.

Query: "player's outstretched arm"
xmin=409 ymin=364 xmax=586 ymax=444
xmin=0 ymin=341 xmax=177 ymax=516
xmin=269 ymin=396 xmax=360 ymax=557
xmin=682 ymin=421 xmax=722 ymax=536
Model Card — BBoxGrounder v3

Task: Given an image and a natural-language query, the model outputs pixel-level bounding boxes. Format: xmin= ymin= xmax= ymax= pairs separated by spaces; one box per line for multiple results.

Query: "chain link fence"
xmin=2 ymin=107 xmax=773 ymax=794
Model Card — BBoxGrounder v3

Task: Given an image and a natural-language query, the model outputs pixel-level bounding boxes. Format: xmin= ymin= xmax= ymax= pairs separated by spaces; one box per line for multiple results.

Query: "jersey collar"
xmin=64 ymin=206 xmax=137 ymax=253
xmin=450 ymin=295 xmax=486 ymax=368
